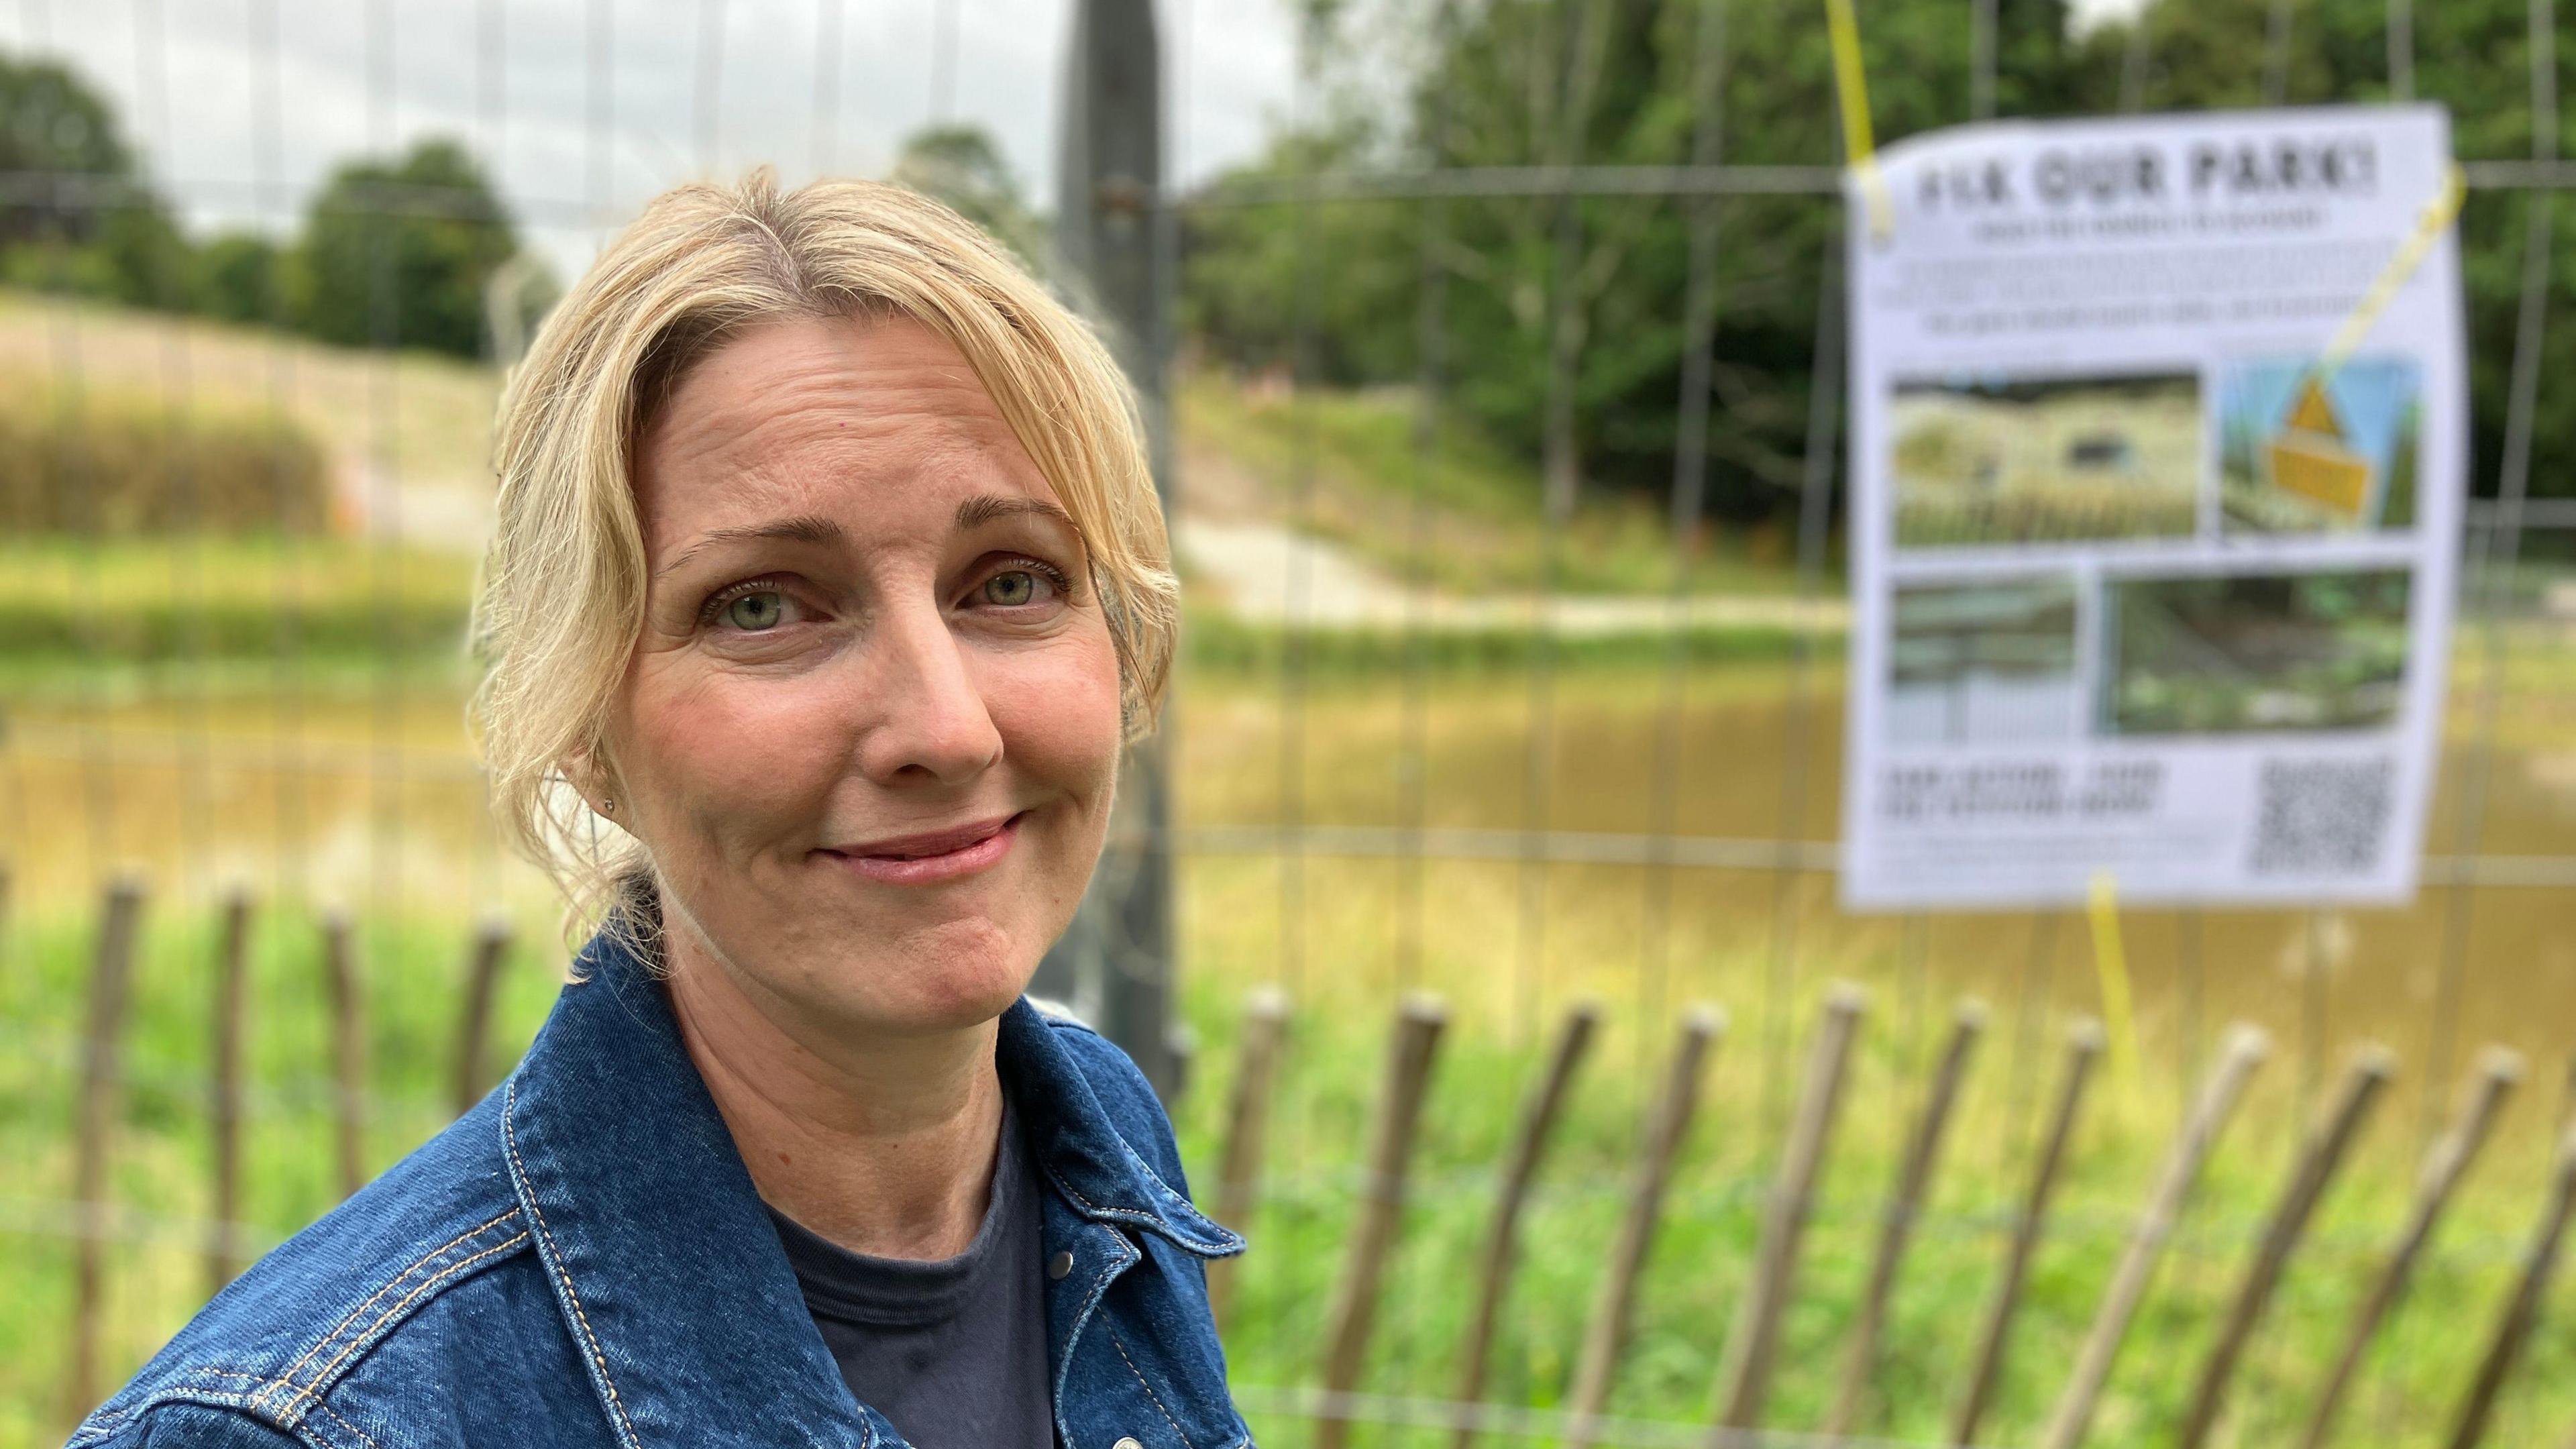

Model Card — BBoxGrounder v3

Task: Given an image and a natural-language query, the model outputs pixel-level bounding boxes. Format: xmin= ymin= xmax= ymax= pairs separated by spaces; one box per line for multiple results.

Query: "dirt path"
xmin=1173 ymin=443 xmax=1847 ymax=634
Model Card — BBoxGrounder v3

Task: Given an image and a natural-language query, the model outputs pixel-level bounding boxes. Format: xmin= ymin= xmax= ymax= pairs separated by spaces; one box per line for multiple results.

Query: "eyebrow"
xmin=955 ymin=495 xmax=1080 ymax=535
xmin=653 ymin=514 xmax=847 ymax=580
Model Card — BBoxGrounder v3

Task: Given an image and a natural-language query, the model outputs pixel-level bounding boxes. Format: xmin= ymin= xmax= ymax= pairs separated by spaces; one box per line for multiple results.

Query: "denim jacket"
xmin=69 ymin=928 xmax=1250 ymax=1449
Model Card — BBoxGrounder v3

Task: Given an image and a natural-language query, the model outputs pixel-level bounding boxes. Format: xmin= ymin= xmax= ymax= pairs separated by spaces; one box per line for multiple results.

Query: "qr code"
xmin=2249 ymin=758 xmax=2395 ymax=876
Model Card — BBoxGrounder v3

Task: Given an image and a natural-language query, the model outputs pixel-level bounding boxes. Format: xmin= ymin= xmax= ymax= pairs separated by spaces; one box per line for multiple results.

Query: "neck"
xmin=661 ymin=923 xmax=1004 ymax=1261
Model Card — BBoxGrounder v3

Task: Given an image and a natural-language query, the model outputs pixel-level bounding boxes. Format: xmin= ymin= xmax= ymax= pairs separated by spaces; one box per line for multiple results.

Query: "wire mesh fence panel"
xmin=6 ymin=0 xmax=2576 ymax=1446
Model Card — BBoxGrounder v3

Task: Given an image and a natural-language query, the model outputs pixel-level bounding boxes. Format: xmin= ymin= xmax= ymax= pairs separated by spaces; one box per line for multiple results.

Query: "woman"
xmin=71 ymin=172 xmax=1244 ymax=1449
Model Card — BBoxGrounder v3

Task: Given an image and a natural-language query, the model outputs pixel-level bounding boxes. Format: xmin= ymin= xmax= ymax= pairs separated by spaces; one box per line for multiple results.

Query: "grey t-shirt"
xmin=767 ymin=1097 xmax=1055 ymax=1448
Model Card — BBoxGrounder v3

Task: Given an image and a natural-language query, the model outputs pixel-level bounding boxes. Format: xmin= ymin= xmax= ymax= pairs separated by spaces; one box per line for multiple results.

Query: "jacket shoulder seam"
xmin=256 ymin=1206 xmax=527 ymax=1415
xmin=82 ymin=1213 xmax=535 ymax=1447
xmin=267 ymin=1224 xmax=535 ymax=1421
xmin=74 ymin=1371 xmax=354 ymax=1449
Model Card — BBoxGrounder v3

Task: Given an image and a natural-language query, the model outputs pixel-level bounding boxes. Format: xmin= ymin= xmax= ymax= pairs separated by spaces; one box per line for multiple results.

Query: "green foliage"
xmin=294 ymin=139 xmax=519 ymax=358
xmin=0 ymin=52 xmax=132 ymax=242
xmin=2080 ymin=0 xmax=2576 ymax=519
xmin=1183 ymin=0 xmax=2576 ymax=531
xmin=189 ymin=231 xmax=291 ymax=326
xmin=3 ymin=48 xmax=530 ymax=359
xmin=1182 ymin=0 xmax=2086 ymax=526
xmin=0 ymin=376 xmax=329 ymax=537
xmin=0 ymin=53 xmax=197 ymax=310
xmin=891 ymin=123 xmax=1049 ymax=266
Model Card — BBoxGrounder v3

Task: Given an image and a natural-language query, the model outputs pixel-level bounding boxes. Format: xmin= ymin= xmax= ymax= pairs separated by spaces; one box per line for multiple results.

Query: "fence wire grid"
xmin=7 ymin=0 xmax=2576 ymax=1446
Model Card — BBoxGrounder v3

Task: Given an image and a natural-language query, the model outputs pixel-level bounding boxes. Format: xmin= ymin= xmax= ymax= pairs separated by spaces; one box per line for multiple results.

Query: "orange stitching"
xmin=268 ymin=1208 xmax=521 ymax=1405
xmin=309 ymin=1396 xmax=387 ymax=1449
xmin=1110 ymin=1326 xmax=1193 ymax=1447
xmin=504 ymin=1079 xmax=640 ymax=1448
xmin=280 ymin=1232 xmax=532 ymax=1413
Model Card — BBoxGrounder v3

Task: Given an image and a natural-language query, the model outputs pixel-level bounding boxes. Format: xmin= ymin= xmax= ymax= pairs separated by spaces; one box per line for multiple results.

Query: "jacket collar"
xmin=994 ymin=1000 xmax=1241 ymax=1257
xmin=498 ymin=926 xmax=1224 ymax=1448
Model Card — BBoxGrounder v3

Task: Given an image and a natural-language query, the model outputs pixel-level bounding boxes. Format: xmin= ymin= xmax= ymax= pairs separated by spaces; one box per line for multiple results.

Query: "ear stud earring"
xmin=600 ymin=798 xmax=614 ymax=815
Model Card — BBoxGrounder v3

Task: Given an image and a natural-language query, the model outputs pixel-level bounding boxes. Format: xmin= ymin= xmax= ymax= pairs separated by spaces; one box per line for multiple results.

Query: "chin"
xmin=857 ymin=920 xmax=1036 ymax=1033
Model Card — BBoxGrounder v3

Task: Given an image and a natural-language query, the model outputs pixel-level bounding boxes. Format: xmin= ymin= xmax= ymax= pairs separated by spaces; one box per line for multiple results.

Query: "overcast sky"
xmin=0 ymin=0 xmax=1307 ymax=282
xmin=3 ymin=0 xmax=2142 ymax=284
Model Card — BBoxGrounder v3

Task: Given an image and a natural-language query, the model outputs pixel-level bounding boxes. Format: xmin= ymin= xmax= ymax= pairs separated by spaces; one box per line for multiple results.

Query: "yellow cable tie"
xmin=1823 ymin=0 xmax=1893 ymax=241
xmin=2086 ymin=869 xmax=2138 ymax=1085
xmin=2316 ymin=160 xmax=2466 ymax=382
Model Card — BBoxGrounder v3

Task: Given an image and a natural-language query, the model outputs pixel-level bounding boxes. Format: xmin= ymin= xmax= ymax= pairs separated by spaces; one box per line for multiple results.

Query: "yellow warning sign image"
xmin=2222 ymin=356 xmax=2422 ymax=534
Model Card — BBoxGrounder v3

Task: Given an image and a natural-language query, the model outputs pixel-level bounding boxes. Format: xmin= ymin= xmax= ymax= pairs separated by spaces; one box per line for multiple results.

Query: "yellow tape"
xmin=2086 ymin=870 xmax=2138 ymax=1082
xmin=2318 ymin=161 xmax=2466 ymax=379
xmin=1822 ymin=0 xmax=1894 ymax=241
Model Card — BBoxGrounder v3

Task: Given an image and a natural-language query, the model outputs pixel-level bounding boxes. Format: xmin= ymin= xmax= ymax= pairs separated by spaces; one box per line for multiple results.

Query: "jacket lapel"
xmin=501 ymin=930 xmax=872 ymax=1449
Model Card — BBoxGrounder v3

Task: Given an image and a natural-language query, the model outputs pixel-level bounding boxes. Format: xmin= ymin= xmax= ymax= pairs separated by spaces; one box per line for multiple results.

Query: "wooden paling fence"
xmin=1214 ymin=985 xmax=2575 ymax=1449
xmin=34 ymin=879 xmax=2576 ymax=1448
xmin=48 ymin=877 xmax=517 ymax=1419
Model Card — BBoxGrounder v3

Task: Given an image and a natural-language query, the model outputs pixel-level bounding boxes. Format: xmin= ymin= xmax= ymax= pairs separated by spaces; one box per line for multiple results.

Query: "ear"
xmin=560 ymin=745 xmax=614 ymax=818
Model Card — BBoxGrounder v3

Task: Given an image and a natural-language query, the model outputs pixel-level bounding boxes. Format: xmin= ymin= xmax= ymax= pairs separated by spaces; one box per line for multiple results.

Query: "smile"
xmin=821 ymin=811 xmax=1025 ymax=885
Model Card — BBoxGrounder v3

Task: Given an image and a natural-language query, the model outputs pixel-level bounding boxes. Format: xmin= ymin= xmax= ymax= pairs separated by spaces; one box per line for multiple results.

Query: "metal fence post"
xmin=1050 ymin=0 xmax=1181 ymax=1099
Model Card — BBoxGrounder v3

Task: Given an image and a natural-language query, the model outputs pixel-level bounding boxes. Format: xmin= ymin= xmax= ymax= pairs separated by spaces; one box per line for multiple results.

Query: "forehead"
xmin=633 ymin=313 xmax=1053 ymax=546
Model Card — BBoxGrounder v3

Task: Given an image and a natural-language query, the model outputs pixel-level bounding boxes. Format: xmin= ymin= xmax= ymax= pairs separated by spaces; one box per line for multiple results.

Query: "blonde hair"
xmin=470 ymin=170 xmax=1177 ymax=935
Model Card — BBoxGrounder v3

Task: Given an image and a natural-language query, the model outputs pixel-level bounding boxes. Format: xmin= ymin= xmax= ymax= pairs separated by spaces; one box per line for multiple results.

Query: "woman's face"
xmin=602 ymin=313 xmax=1124 ymax=1037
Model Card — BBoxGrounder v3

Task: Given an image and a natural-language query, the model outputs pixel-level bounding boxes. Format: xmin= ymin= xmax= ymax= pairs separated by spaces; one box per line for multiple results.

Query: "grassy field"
xmin=8 ymin=892 xmax=2576 ymax=1448
xmin=10 ymin=297 xmax=2576 ymax=1447
xmin=0 ymin=291 xmax=500 ymax=506
xmin=1177 ymin=370 xmax=1820 ymax=598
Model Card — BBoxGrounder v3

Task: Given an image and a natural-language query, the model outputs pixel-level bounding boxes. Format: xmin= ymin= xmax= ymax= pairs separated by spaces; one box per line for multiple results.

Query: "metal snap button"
xmin=1112 ymin=1440 xmax=1143 ymax=1449
xmin=1048 ymin=1250 xmax=1075 ymax=1280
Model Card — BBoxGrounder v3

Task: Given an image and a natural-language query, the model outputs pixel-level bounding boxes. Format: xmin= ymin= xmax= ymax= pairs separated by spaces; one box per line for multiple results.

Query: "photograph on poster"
xmin=2096 ymin=567 xmax=2412 ymax=735
xmin=1886 ymin=577 xmax=2082 ymax=745
xmin=2220 ymin=354 xmax=2422 ymax=533
xmin=1888 ymin=369 xmax=2201 ymax=547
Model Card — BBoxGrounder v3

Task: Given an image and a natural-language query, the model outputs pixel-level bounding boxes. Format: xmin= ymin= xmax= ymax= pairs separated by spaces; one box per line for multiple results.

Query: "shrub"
xmin=0 ymin=372 xmax=329 ymax=534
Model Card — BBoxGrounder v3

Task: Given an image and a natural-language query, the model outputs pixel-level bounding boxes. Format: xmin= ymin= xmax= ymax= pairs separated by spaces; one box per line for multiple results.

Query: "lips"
xmin=822 ymin=811 xmax=1026 ymax=885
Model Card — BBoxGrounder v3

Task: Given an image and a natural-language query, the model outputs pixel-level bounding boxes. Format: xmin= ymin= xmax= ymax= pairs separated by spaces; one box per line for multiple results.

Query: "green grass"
xmin=7 ymin=899 xmax=2576 ymax=1449
xmin=0 ymin=534 xmax=1831 ymax=696
xmin=0 ymin=537 xmax=480 ymax=681
xmin=0 ymin=289 xmax=502 ymax=501
xmin=1177 ymin=370 xmax=1825 ymax=599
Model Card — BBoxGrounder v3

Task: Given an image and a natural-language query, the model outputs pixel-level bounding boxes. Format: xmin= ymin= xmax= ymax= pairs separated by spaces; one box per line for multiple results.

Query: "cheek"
xmin=985 ymin=634 xmax=1124 ymax=802
xmin=622 ymin=667 xmax=845 ymax=849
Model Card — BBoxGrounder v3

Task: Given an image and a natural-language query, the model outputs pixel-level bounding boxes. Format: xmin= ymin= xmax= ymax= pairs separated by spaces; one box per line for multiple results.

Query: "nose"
xmin=847 ymin=596 xmax=1004 ymax=786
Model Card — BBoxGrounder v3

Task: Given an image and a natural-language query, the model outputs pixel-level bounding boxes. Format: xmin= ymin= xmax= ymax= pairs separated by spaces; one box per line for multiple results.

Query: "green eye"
xmin=983 ymin=571 xmax=1038 ymax=606
xmin=723 ymin=591 xmax=785 ymax=630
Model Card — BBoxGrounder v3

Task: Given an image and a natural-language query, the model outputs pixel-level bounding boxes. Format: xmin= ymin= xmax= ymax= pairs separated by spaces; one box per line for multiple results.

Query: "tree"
xmin=1182 ymin=0 xmax=2087 ymax=529
xmin=0 ymin=52 xmax=132 ymax=244
xmin=0 ymin=50 xmax=193 ymax=309
xmin=191 ymin=231 xmax=289 ymax=325
xmin=891 ymin=123 xmax=1048 ymax=266
xmin=295 ymin=138 xmax=520 ymax=358
xmin=2077 ymin=0 xmax=2576 ymax=515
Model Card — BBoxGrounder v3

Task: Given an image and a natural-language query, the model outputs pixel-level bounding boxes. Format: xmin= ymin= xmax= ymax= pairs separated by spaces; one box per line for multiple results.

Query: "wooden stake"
xmin=207 ymin=888 xmax=253 ymax=1295
xmin=1951 ymin=1019 xmax=2104 ymax=1448
xmin=1315 ymin=994 xmax=1446 ymax=1449
xmin=1208 ymin=986 xmax=1291 ymax=1331
xmin=2037 ymin=1022 xmax=2268 ymax=1449
xmin=2177 ymin=1043 xmax=2394 ymax=1449
xmin=2301 ymin=1047 xmax=2520 ymax=1449
xmin=68 ymin=875 xmax=146 ymax=1419
xmin=1826 ymin=998 xmax=1986 ymax=1439
xmin=1449 ymin=1001 xmax=1599 ymax=1449
xmin=1564 ymin=1006 xmax=1723 ymax=1449
xmin=449 ymin=916 xmax=513 ymax=1116
xmin=321 ymin=910 xmax=366 ymax=1199
xmin=2445 ymin=1120 xmax=2576 ymax=1449
xmin=1711 ymin=984 xmax=1868 ymax=1436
